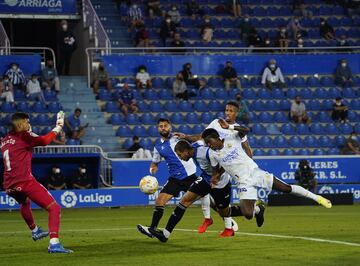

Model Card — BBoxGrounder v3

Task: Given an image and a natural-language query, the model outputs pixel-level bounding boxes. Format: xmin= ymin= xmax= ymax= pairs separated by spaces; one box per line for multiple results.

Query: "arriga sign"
xmin=5 ymin=0 xmax=62 ymax=8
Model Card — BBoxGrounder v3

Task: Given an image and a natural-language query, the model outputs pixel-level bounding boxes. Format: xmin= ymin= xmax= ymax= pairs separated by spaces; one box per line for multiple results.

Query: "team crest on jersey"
xmin=227 ymin=143 xmax=232 ymax=148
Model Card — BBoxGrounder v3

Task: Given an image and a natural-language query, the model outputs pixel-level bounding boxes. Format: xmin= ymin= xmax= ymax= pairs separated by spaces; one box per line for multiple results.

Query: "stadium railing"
xmin=34 ymin=145 xmax=113 ymax=187
xmin=85 ymin=46 xmax=360 ymax=87
xmin=82 ymin=0 xmax=111 ymax=52
xmin=0 ymin=20 xmax=10 ymax=55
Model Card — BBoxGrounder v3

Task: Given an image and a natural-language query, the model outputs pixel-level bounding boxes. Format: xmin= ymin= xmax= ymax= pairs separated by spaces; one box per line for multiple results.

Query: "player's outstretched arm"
xmin=173 ymin=132 xmax=201 ymax=143
xmin=218 ymin=118 xmax=250 ymax=138
xmin=241 ymin=140 xmax=253 ymax=158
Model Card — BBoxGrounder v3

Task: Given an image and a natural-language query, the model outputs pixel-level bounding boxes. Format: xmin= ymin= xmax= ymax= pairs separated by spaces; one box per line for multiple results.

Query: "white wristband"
xmin=52 ymin=126 xmax=62 ymax=134
xmin=229 ymin=125 xmax=235 ymax=130
xmin=241 ymin=135 xmax=248 ymax=143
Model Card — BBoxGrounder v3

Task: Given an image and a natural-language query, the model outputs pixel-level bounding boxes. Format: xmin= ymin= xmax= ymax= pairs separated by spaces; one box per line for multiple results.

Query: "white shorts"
xmin=237 ymin=168 xmax=274 ymax=200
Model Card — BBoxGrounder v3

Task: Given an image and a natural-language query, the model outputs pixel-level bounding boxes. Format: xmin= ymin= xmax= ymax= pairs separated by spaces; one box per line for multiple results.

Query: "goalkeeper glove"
xmin=53 ymin=111 xmax=65 ymax=134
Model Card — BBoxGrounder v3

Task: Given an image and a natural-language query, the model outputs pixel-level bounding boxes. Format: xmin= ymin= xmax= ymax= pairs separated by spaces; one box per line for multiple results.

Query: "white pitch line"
xmin=0 ymin=227 xmax=359 ymax=247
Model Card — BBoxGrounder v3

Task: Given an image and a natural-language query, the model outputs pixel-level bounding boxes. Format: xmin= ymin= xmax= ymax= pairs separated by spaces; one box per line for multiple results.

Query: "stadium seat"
xmin=286 ymin=88 xmax=298 ymax=99
xmin=314 ymin=88 xmax=327 ymax=98
xmin=37 ymin=114 xmax=51 ymax=126
xmin=122 ymin=138 xmax=133 ymax=149
xmin=334 ymin=135 xmax=346 ymax=147
xmin=339 ymin=123 xmax=353 ymax=134
xmin=258 ymin=112 xmax=273 ymax=123
xmin=310 ymin=123 xmax=324 ymax=134
xmin=105 ymin=101 xmax=119 ymax=112
xmin=320 ymin=76 xmax=333 ymax=86
xmin=274 ymin=112 xmax=288 ymax=123
xmin=265 ymin=100 xmax=280 ymax=111
xmin=324 ymin=123 xmax=340 ymax=135
xmin=195 ymin=101 xmax=208 ymax=112
xmin=300 ymin=88 xmax=313 ymax=99
xmin=248 ymin=136 xmax=258 ymax=148
xmin=319 ymin=136 xmax=332 ymax=147
xmin=139 ymin=138 xmax=153 ymax=150
xmin=288 ymin=136 xmax=303 ymax=148
xmin=192 ymin=124 xmax=204 ymax=134
xmin=258 ymin=136 xmax=273 ymax=148
xmin=178 ymin=101 xmax=193 ymax=112
xmin=283 ymin=149 xmax=295 ymax=155
xmin=328 ymin=88 xmax=341 ymax=98
xmin=317 ymin=111 xmax=331 ymax=122
xmin=307 ymin=76 xmax=320 ymax=87
xmin=281 ymin=124 xmax=296 ymax=134
xmin=267 ymin=149 xmax=280 ymax=156
xmin=292 ymin=77 xmax=306 ymax=87
xmin=297 ymin=149 xmax=311 ymax=155
xmin=132 ymin=125 xmax=148 ymax=137
xmin=186 ymin=113 xmax=199 ymax=124
xmin=313 ymin=149 xmax=325 ymax=155
xmin=272 ymin=88 xmax=284 ymax=99
xmin=273 ymin=136 xmax=288 ymax=148
xmin=41 ymin=126 xmax=52 ymax=135
xmin=208 ymin=100 xmax=223 ymax=112
xmin=147 ymin=125 xmax=158 ymax=137
xmin=43 ymin=90 xmax=57 ymax=101
xmin=343 ymin=87 xmax=357 ymax=98
xmin=279 ymin=100 xmax=291 ymax=110
xmin=110 ymin=114 xmax=126 ymax=125
xmin=170 ymin=113 xmax=184 ymax=124
xmin=296 ymin=124 xmax=310 ymax=135
xmin=252 ymin=124 xmax=267 ymax=135
xmin=159 ymin=89 xmax=172 ymax=100
xmin=215 ymin=89 xmax=229 ymax=99
xmin=200 ymin=89 xmax=215 ymax=99
xmin=152 ymin=77 xmax=164 ymax=88
xmin=253 ymin=149 xmax=265 ymax=156
xmin=348 ymin=110 xmax=359 ymax=122
xmin=149 ymin=101 xmax=164 ymax=112
xmin=32 ymin=102 xmax=48 ymax=113
xmin=243 ymin=88 xmax=257 ymax=99
xmin=66 ymin=139 xmax=80 ymax=145
xmin=303 ymin=136 xmax=318 ymax=147
xmin=116 ymin=126 xmax=132 ymax=137
xmin=258 ymin=88 xmax=272 ymax=99
xmin=178 ymin=125 xmax=192 ymax=135
xmin=17 ymin=102 xmax=31 ymax=112
xmin=126 ymin=114 xmax=140 ymax=125
xmin=48 ymin=102 xmax=61 ymax=113
xmin=144 ymin=90 xmax=158 ymax=100
xmin=137 ymin=101 xmax=150 ymax=112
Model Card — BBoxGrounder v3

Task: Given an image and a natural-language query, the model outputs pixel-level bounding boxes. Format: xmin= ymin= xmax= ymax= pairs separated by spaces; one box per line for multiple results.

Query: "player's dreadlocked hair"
xmin=201 ymin=128 xmax=220 ymax=140
xmin=174 ymin=140 xmax=192 ymax=153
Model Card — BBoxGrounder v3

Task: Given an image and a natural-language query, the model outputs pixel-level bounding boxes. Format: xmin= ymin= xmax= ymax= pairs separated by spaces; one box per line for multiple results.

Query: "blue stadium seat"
xmin=208 ymin=77 xmax=223 ymax=87
xmin=296 ymin=124 xmax=310 ymax=134
xmin=133 ymin=125 xmax=148 ymax=137
xmin=328 ymin=148 xmax=340 ymax=155
xmin=159 ymin=89 xmax=173 ymax=100
xmin=307 ymin=76 xmax=320 ymax=87
xmin=258 ymin=88 xmax=272 ymax=99
xmin=272 ymin=88 xmax=285 ymax=99
xmin=43 ymin=90 xmax=57 ymax=101
xmin=314 ymin=88 xmax=327 ymax=98
xmin=253 ymin=149 xmax=265 ymax=156
xmin=140 ymin=138 xmax=153 ymax=150
xmin=313 ymin=149 xmax=325 ymax=155
xmin=105 ymin=101 xmax=119 ymax=112
xmin=252 ymin=124 xmax=267 ymax=135
xmin=310 ymin=123 xmax=324 ymax=134
xmin=300 ymin=88 xmax=313 ymax=99
xmin=273 ymin=112 xmax=288 ymax=123
xmin=178 ymin=125 xmax=192 ymax=135
xmin=99 ymin=89 xmax=111 ymax=101
xmin=343 ymin=87 xmax=357 ymax=98
xmin=303 ymin=136 xmax=318 ymax=147
xmin=186 ymin=113 xmax=199 ymax=124
xmin=320 ymin=76 xmax=333 ymax=86
xmin=324 ymin=123 xmax=340 ymax=135
xmin=350 ymin=99 xmax=360 ymax=110
xmin=110 ymin=114 xmax=126 ymax=125
xmin=248 ymin=136 xmax=258 ymax=148
xmin=17 ymin=102 xmax=31 ymax=112
xmin=292 ymin=77 xmax=306 ymax=87
xmin=48 ymin=102 xmax=61 ymax=113
xmin=307 ymin=100 xmax=321 ymax=111
xmin=283 ymin=149 xmax=295 ymax=155
xmin=136 ymin=101 xmax=149 ymax=112
xmin=0 ymin=126 xmax=7 ymax=137
xmin=319 ymin=136 xmax=332 ymax=147
xmin=328 ymin=88 xmax=341 ymax=98
xmin=179 ymin=101 xmax=193 ymax=112
xmin=148 ymin=125 xmax=158 ymax=137
xmin=317 ymin=111 xmax=331 ymax=122
xmin=126 ymin=114 xmax=140 ymax=125
xmin=281 ymin=124 xmax=296 ymax=134
xmin=259 ymin=136 xmax=273 ymax=148
xmin=215 ymin=89 xmax=229 ymax=99
xmin=297 ymin=149 xmax=311 ymax=155
xmin=264 ymin=100 xmax=280 ymax=111
xmin=279 ymin=100 xmax=291 ymax=110
xmin=122 ymin=138 xmax=133 ymax=149
xmin=170 ymin=113 xmax=184 ymax=124
xmin=37 ymin=114 xmax=51 ymax=126
xmin=339 ymin=123 xmax=353 ymax=134
xmin=286 ymin=88 xmax=298 ymax=99
xmin=208 ymin=100 xmax=223 ymax=112
xmin=66 ymin=139 xmax=80 ymax=145
xmin=288 ymin=136 xmax=303 ymax=148
xmin=14 ymin=90 xmax=26 ymax=100
xmin=347 ymin=110 xmax=359 ymax=122
xmin=195 ymin=101 xmax=208 ymax=112
xmin=355 ymin=123 xmax=360 ymax=134
xmin=267 ymin=149 xmax=280 ymax=156
xmin=273 ymin=136 xmax=288 ymax=148
xmin=149 ymin=101 xmax=164 ymax=112
xmin=192 ymin=124 xmax=204 ymax=134
xmin=258 ymin=112 xmax=273 ymax=123
xmin=116 ymin=126 xmax=132 ymax=137
xmin=321 ymin=99 xmax=334 ymax=110
xmin=41 ymin=126 xmax=52 ymax=135
xmin=32 ymin=102 xmax=47 ymax=113
xmin=152 ymin=77 xmax=164 ymax=88
xmin=144 ymin=90 xmax=158 ymax=100
xmin=166 ymin=77 xmax=175 ymax=88
xmin=200 ymin=89 xmax=215 ymax=99
xmin=251 ymin=100 xmax=264 ymax=111
xmin=201 ymin=112 xmax=214 ymax=124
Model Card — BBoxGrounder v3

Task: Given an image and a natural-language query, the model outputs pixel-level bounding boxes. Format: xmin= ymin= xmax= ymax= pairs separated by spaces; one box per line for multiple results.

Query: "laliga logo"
xmin=61 ymin=191 xmax=78 ymax=208
xmin=5 ymin=0 xmax=18 ymax=6
xmin=319 ymin=185 xmax=334 ymax=194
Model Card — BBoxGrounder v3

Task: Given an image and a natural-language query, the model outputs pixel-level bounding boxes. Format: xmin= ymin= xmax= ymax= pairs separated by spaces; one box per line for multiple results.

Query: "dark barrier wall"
xmin=102 ymin=54 xmax=360 ymax=76
xmin=0 ymin=55 xmax=42 ymax=76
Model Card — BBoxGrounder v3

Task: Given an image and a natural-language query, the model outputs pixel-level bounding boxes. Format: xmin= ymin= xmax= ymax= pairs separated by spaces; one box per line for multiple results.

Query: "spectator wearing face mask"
xmin=47 ymin=165 xmax=66 ymax=190
xmin=261 ymin=36 xmax=273 ymax=53
xmin=235 ymin=93 xmax=249 ymax=124
xmin=58 ymin=20 xmax=77 ymax=75
xmin=239 ymin=14 xmax=254 ymax=41
xmin=337 ymin=35 xmax=350 ymax=51
xmin=71 ymin=165 xmax=92 ymax=189
xmin=41 ymin=59 xmax=60 ymax=93
xmin=319 ymin=18 xmax=335 ymax=41
xmin=181 ymin=63 xmax=206 ymax=90
xmin=295 ymin=160 xmax=317 ymax=193
xmin=26 ymin=74 xmax=46 ymax=103
xmin=222 ymin=61 xmax=241 ymax=90
xmin=5 ymin=63 xmax=26 ymax=91
xmin=0 ymin=75 xmax=14 ymax=103
xmin=136 ymin=65 xmax=152 ymax=90
xmin=335 ymin=59 xmax=353 ymax=87
xmin=92 ymin=62 xmax=112 ymax=96
xmin=170 ymin=33 xmax=186 ymax=54
xmin=160 ymin=15 xmax=177 ymax=46
xmin=331 ymin=97 xmax=348 ymax=122
xmin=168 ymin=5 xmax=181 ymax=26
xmin=287 ymin=17 xmax=307 ymax=40
xmin=201 ymin=16 xmax=214 ymax=43
xmin=342 ymin=132 xmax=360 ymax=155
xmin=290 ymin=95 xmax=311 ymax=124
xmin=247 ymin=29 xmax=262 ymax=48
xmin=173 ymin=72 xmax=196 ymax=101
xmin=277 ymin=27 xmax=289 ymax=53
xmin=261 ymin=59 xmax=286 ymax=90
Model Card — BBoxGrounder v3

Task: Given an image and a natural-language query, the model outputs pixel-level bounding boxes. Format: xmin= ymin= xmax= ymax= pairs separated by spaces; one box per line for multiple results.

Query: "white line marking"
xmin=0 ymin=227 xmax=359 ymax=247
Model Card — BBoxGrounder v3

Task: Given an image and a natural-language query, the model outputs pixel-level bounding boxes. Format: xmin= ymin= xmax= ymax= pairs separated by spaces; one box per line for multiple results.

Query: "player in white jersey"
xmin=202 ymin=125 xmax=332 ymax=223
xmin=176 ymin=101 xmax=251 ymax=234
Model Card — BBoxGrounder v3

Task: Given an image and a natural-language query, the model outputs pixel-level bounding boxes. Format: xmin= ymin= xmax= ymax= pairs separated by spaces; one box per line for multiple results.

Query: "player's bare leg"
xmin=272 ymin=177 xmax=332 ymax=208
xmin=137 ymin=192 xmax=173 ymax=238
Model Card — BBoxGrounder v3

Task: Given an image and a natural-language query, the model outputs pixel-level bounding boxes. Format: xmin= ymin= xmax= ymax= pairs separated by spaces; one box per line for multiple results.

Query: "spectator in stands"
xmin=261 ymin=59 xmax=286 ymax=90
xmin=92 ymin=62 xmax=112 ymax=96
xmin=52 ymin=130 xmax=67 ymax=145
xmin=26 ymin=74 xmax=46 ymax=103
xmin=231 ymin=0 xmax=242 ymax=17
xmin=147 ymin=0 xmax=163 ymax=18
xmin=261 ymin=36 xmax=273 ymax=53
xmin=126 ymin=136 xmax=151 ymax=159
xmin=337 ymin=35 xmax=350 ymax=49
xmin=41 ymin=59 xmax=60 ymax=94
xmin=127 ymin=3 xmax=143 ymax=32
xmin=0 ymin=75 xmax=14 ymax=103
xmin=117 ymin=83 xmax=138 ymax=116
xmin=235 ymin=93 xmax=249 ymax=124
xmin=293 ymin=0 xmax=312 ymax=18
xmin=170 ymin=33 xmax=186 ymax=54
xmin=342 ymin=132 xmax=360 ymax=155
xmin=222 ymin=61 xmax=241 ymax=90
xmin=201 ymin=16 xmax=215 ymax=43
xmin=319 ymin=18 xmax=335 ymax=41
xmin=5 ymin=63 xmax=25 ymax=91
xmin=173 ymin=72 xmax=193 ymax=101
xmin=160 ymin=15 xmax=177 ymax=46
xmin=295 ymin=159 xmax=317 ymax=193
xmin=187 ymin=0 xmax=204 ymax=18
xmin=287 ymin=17 xmax=307 ymax=40
xmin=332 ymin=97 xmax=348 ymax=123
xmin=71 ymin=164 xmax=92 ymax=189
xmin=135 ymin=25 xmax=150 ymax=47
xmin=65 ymin=108 xmax=88 ymax=140
xmin=47 ymin=165 xmax=66 ymax=190
xmin=290 ymin=95 xmax=311 ymax=124
xmin=181 ymin=63 xmax=206 ymax=90
xmin=114 ymin=0 xmax=131 ymax=10
xmin=58 ymin=20 xmax=77 ymax=75
xmin=277 ymin=27 xmax=289 ymax=52
xmin=239 ymin=14 xmax=254 ymax=41
xmin=136 ymin=65 xmax=152 ymax=90
xmin=168 ymin=5 xmax=181 ymax=26
xmin=127 ymin=136 xmax=142 ymax=157
xmin=335 ymin=59 xmax=353 ymax=87
xmin=247 ymin=29 xmax=262 ymax=48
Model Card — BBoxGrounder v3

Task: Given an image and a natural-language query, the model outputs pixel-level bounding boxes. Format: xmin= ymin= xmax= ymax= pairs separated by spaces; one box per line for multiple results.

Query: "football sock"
xmin=290 ymin=185 xmax=318 ymax=201
xmin=229 ymin=206 xmax=243 ymax=217
xmin=20 ymin=200 xmax=36 ymax=230
xmin=49 ymin=238 xmax=60 ymax=245
xmin=165 ymin=203 xmax=187 ymax=235
xmin=48 ymin=202 xmax=61 ymax=239
xmin=32 ymin=226 xmax=39 ymax=233
xmin=201 ymin=194 xmax=211 ymax=219
xmin=254 ymin=205 xmax=260 ymax=215
xmin=224 ymin=217 xmax=232 ymax=229
xmin=150 ymin=206 xmax=165 ymax=228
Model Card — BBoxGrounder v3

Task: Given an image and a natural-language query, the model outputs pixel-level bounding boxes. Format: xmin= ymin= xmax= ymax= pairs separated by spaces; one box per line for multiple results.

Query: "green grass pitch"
xmin=0 ymin=205 xmax=359 ymax=266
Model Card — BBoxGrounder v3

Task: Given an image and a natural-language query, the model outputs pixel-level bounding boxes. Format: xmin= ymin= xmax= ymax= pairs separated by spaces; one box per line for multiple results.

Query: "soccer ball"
xmin=139 ymin=175 xmax=158 ymax=194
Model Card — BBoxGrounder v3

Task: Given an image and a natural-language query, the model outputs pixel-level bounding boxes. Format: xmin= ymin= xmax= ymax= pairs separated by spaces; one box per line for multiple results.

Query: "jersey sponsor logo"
xmin=0 ymin=138 xmax=15 ymax=149
xmin=221 ymin=149 xmax=239 ymax=163
xmin=61 ymin=190 xmax=113 ymax=208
